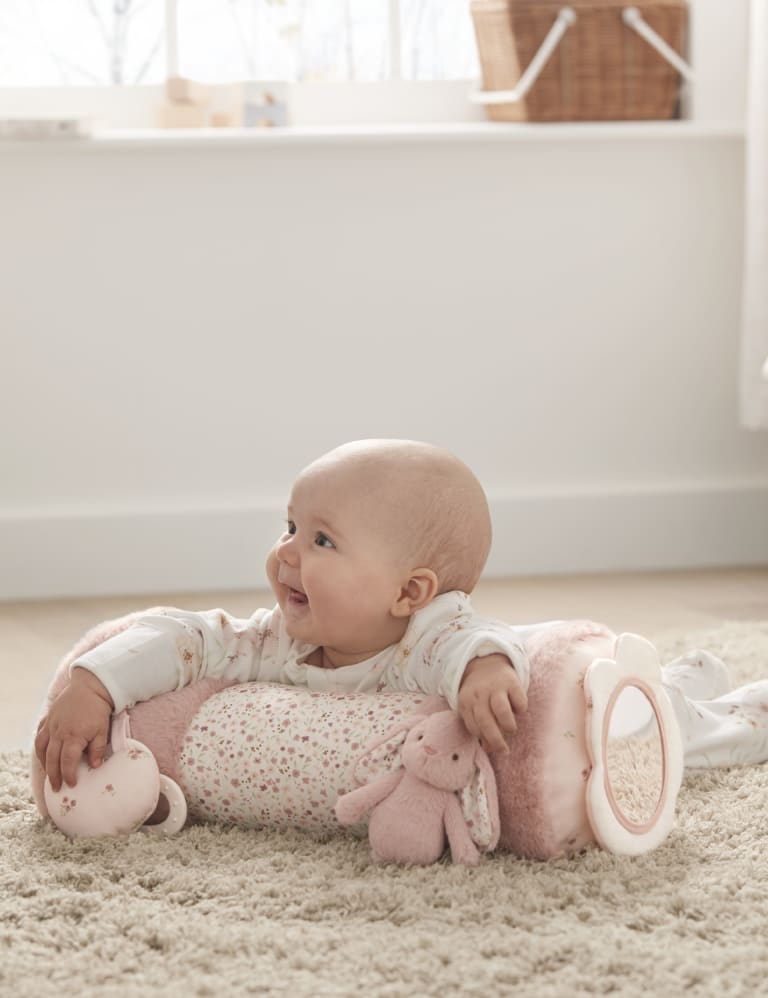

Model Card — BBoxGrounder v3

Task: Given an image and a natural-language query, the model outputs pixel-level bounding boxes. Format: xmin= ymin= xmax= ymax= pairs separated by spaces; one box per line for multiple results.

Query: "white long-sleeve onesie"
xmin=72 ymin=591 xmax=553 ymax=715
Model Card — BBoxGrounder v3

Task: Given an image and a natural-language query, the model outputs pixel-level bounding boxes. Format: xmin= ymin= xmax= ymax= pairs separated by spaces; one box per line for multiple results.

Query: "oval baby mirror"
xmin=605 ymin=684 xmax=665 ymax=830
xmin=584 ymin=633 xmax=684 ymax=855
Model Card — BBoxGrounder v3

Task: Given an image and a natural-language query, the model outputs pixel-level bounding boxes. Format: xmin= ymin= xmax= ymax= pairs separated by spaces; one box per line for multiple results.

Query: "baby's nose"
xmin=423 ymin=744 xmax=436 ymax=756
xmin=277 ymin=534 xmax=299 ymax=566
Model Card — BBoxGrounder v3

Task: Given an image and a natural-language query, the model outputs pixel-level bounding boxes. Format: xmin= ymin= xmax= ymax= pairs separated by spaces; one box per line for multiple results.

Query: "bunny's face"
xmin=401 ymin=712 xmax=479 ymax=791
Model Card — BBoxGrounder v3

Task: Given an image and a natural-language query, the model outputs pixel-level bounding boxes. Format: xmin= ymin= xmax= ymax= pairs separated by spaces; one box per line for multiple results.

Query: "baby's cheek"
xmin=265 ymin=548 xmax=280 ymax=595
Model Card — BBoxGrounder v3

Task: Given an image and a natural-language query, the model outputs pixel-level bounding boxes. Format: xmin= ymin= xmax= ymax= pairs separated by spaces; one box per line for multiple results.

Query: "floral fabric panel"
xmin=178 ymin=684 xmax=498 ymax=848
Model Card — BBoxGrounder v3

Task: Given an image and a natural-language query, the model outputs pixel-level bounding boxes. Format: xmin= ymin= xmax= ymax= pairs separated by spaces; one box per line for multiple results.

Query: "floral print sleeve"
xmin=379 ymin=592 xmax=532 ymax=709
xmin=71 ymin=606 xmax=286 ymax=713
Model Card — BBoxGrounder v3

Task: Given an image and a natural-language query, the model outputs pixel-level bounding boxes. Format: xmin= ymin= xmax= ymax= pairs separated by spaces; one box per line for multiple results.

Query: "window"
xmin=0 ymin=1 xmax=165 ymax=85
xmin=0 ymin=0 xmax=479 ymax=86
xmin=0 ymin=1 xmax=749 ymax=128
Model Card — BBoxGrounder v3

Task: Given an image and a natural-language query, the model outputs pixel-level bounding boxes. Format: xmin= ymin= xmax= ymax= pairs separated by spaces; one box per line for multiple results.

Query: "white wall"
xmin=2 ymin=126 xmax=767 ymax=600
xmin=688 ymin=0 xmax=749 ymax=123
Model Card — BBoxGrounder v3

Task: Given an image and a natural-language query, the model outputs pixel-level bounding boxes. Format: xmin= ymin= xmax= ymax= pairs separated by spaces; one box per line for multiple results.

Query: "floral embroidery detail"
xmin=102 ymin=784 xmax=116 ymax=796
xmin=59 ymin=796 xmax=77 ymax=816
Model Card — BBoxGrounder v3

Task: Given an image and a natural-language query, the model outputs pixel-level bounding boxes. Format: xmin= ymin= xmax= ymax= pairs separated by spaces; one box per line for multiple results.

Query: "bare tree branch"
xmin=133 ymin=26 xmax=163 ymax=84
xmin=409 ymin=0 xmax=429 ymax=79
xmin=50 ymin=51 xmax=104 ymax=84
xmin=228 ymin=0 xmax=258 ymax=79
xmin=295 ymin=0 xmax=309 ymax=81
xmin=25 ymin=0 xmax=101 ymax=84
xmin=85 ymin=0 xmax=111 ymax=49
xmin=343 ymin=0 xmax=355 ymax=80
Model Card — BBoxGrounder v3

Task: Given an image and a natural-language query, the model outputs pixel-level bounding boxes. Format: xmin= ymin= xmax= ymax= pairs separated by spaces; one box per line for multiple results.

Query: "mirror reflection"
xmin=605 ymin=685 xmax=664 ymax=829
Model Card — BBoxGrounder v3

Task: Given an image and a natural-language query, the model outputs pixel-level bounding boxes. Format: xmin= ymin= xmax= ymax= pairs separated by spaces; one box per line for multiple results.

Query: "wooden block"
xmin=210 ymin=111 xmax=238 ymax=128
xmin=209 ymin=83 xmax=245 ymax=127
xmin=156 ymin=102 xmax=209 ymax=128
xmin=166 ymin=76 xmax=211 ymax=107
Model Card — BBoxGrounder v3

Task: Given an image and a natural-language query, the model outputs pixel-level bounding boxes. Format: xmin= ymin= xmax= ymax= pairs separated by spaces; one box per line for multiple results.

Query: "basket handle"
xmin=470 ymin=4 xmax=694 ymax=107
xmin=471 ymin=6 xmax=577 ymax=106
xmin=622 ymin=7 xmax=694 ymax=81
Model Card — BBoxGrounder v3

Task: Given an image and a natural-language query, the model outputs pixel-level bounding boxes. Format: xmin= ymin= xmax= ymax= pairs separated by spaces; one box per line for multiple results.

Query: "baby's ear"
xmin=391 ymin=569 xmax=439 ymax=617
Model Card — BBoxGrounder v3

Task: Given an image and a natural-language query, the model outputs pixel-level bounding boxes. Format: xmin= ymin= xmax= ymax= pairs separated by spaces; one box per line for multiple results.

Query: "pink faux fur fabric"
xmin=30 ymin=612 xmax=615 ymax=859
xmin=493 ymin=621 xmax=616 ymax=858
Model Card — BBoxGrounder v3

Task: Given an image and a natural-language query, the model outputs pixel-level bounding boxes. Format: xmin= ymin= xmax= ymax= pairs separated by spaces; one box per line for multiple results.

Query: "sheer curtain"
xmin=740 ymin=0 xmax=768 ymax=429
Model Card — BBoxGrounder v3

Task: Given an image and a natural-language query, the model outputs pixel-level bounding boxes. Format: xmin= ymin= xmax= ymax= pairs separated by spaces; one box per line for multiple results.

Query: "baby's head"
xmin=266 ymin=439 xmax=491 ymax=663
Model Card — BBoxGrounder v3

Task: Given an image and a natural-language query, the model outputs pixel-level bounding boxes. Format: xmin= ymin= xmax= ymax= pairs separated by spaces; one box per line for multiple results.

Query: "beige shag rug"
xmin=3 ymin=622 xmax=768 ymax=998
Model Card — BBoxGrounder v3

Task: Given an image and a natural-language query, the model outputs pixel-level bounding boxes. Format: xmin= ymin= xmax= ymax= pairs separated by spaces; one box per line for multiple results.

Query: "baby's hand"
xmin=34 ymin=668 xmax=114 ymax=792
xmin=457 ymin=653 xmax=528 ymax=754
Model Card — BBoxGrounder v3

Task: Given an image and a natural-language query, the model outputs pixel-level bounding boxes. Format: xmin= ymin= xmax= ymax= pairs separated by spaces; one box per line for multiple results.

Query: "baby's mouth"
xmin=286 ymin=586 xmax=308 ymax=607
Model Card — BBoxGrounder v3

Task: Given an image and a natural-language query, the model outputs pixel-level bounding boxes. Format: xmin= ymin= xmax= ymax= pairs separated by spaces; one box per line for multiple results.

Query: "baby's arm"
xmin=387 ymin=601 xmax=531 ymax=752
xmin=34 ymin=667 xmax=114 ymax=792
xmin=69 ymin=606 xmax=278 ymax=712
xmin=37 ymin=605 xmax=277 ymax=789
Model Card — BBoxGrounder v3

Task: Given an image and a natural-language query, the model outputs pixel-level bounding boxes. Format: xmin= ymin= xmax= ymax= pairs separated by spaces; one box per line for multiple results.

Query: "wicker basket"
xmin=471 ymin=0 xmax=688 ymax=122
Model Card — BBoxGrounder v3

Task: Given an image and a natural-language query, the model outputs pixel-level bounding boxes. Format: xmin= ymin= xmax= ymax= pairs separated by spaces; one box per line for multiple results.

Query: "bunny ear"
xmin=351 ymin=714 xmax=425 ymax=787
xmin=458 ymin=746 xmax=501 ymax=852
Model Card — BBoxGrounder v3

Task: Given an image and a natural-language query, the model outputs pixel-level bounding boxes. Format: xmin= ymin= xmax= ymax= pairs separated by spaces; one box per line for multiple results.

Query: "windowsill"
xmin=0 ymin=119 xmax=746 ymax=149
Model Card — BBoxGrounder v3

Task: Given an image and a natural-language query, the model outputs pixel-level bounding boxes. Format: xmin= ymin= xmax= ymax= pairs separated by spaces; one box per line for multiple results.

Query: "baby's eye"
xmin=315 ymin=532 xmax=335 ymax=549
xmin=286 ymin=520 xmax=296 ymax=536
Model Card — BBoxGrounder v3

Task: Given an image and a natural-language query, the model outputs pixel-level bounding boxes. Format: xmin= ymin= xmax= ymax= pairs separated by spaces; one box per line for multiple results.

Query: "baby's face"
xmin=266 ymin=463 xmax=412 ymax=664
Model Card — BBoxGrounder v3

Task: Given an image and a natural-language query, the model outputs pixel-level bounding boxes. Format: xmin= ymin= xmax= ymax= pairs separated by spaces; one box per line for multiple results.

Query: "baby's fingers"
xmin=458 ymin=703 xmax=487 ymax=751
xmin=60 ymin=739 xmax=88 ymax=790
xmin=86 ymin=732 xmax=108 ymax=771
xmin=490 ymin=689 xmax=519 ymax=739
xmin=505 ymin=676 xmax=528 ymax=716
xmin=46 ymin=736 xmax=87 ymax=792
xmin=34 ymin=720 xmax=50 ymax=770
xmin=45 ymin=736 xmax=65 ymax=792
xmin=466 ymin=701 xmax=509 ymax=755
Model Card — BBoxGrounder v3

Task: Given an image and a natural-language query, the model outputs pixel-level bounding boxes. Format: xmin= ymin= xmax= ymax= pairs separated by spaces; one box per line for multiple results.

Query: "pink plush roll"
xmin=31 ymin=614 xmax=615 ymax=860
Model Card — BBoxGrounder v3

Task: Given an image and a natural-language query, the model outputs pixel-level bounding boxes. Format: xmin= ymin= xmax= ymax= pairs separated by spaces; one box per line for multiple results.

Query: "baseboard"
xmin=484 ymin=483 xmax=768 ymax=576
xmin=2 ymin=484 xmax=767 ymax=601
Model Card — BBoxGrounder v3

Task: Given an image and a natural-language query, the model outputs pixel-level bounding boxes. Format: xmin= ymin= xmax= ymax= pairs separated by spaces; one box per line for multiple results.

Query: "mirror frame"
xmin=584 ymin=633 xmax=684 ymax=855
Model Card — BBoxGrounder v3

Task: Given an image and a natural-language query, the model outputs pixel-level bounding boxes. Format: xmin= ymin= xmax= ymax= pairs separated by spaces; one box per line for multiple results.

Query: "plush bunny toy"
xmin=334 ymin=709 xmax=499 ymax=866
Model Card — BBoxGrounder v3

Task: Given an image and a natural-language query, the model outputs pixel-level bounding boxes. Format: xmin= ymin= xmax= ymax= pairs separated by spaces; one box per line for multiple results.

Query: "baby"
xmin=36 ymin=438 xmax=768 ymax=794
xmin=37 ymin=439 xmax=536 ymax=792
